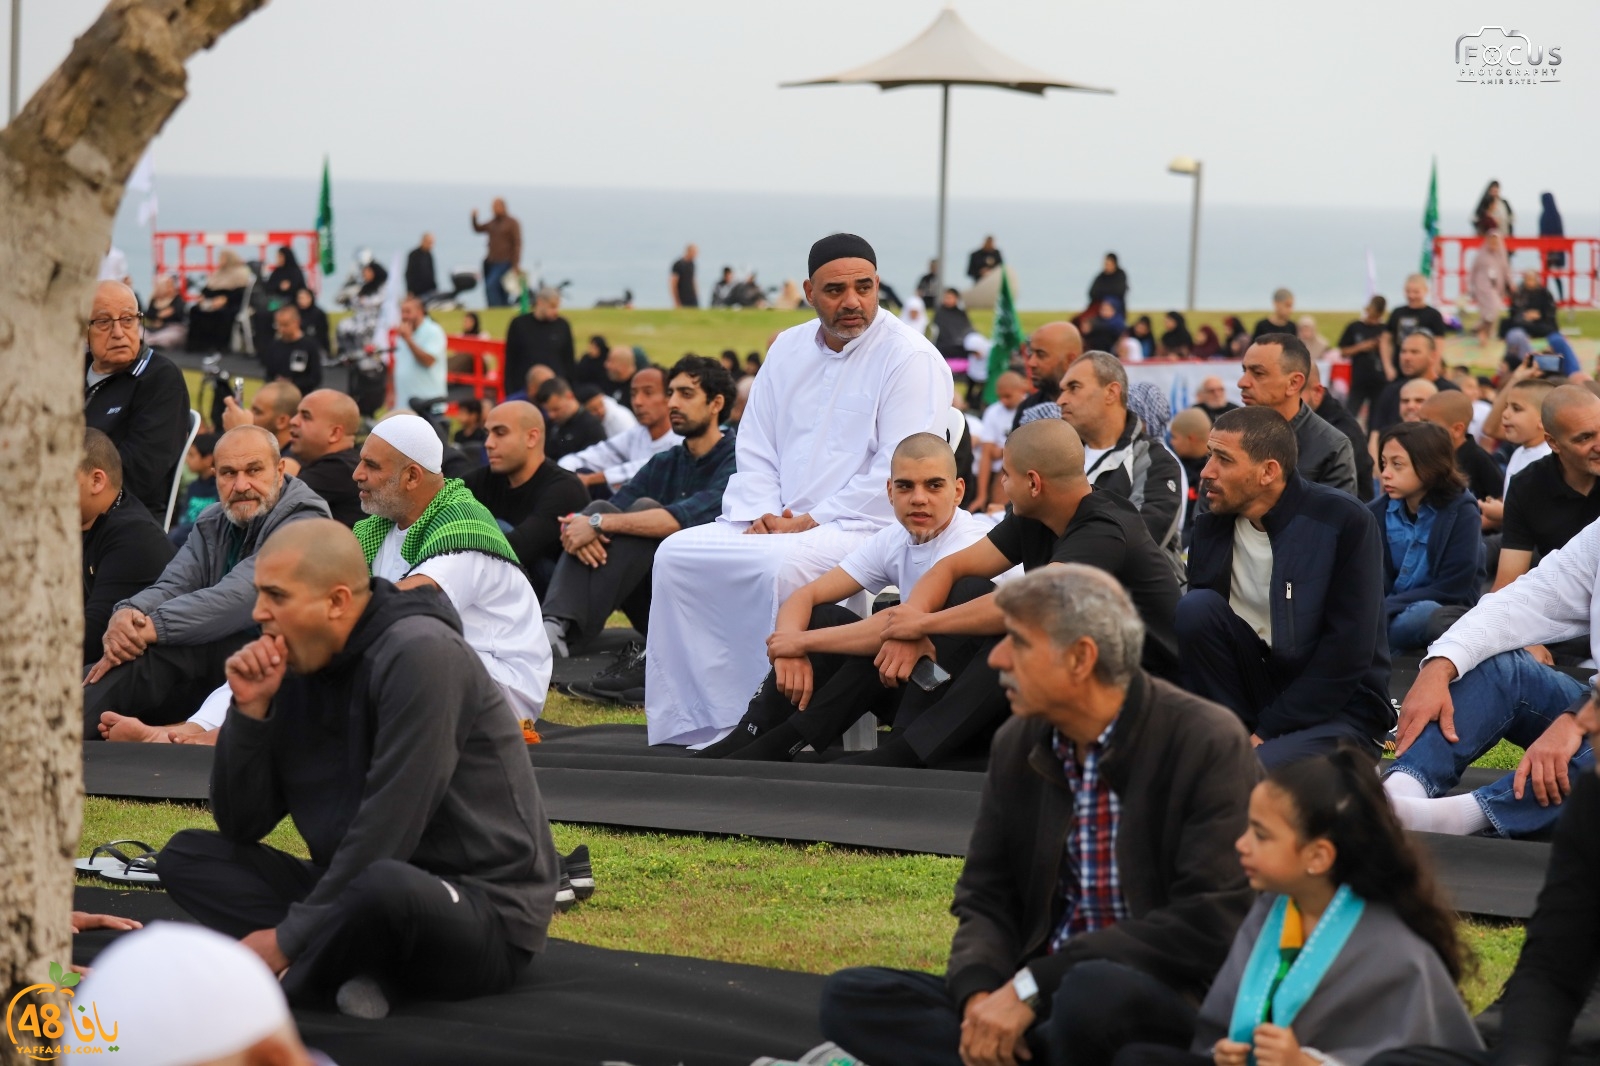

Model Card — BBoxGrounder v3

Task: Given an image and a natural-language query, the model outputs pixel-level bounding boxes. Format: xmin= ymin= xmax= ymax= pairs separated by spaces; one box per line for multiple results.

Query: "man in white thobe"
xmin=643 ymin=233 xmax=954 ymax=746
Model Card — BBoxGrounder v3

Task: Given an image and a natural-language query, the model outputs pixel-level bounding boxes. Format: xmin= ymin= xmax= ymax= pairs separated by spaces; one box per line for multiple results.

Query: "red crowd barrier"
xmin=1432 ymin=234 xmax=1599 ymax=310
xmin=383 ymin=331 xmax=506 ymax=414
xmin=153 ymin=230 xmax=322 ymax=300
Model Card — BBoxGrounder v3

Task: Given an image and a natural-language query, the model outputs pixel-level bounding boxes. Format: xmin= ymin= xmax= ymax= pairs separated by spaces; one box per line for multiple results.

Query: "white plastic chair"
xmin=164 ymin=409 xmax=203 ymax=530
xmin=944 ymin=406 xmax=967 ymax=451
xmin=229 ymin=277 xmax=257 ymax=355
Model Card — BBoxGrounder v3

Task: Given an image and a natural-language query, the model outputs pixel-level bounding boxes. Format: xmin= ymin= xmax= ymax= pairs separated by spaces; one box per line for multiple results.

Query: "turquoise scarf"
xmin=1228 ymin=886 xmax=1364 ymax=1049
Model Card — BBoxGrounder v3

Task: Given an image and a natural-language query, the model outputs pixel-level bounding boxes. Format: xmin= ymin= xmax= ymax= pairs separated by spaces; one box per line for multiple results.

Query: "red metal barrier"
xmin=153 ymin=230 xmax=322 ymax=299
xmin=383 ymin=331 xmax=506 ymax=415
xmin=1432 ymin=234 xmax=1599 ymax=310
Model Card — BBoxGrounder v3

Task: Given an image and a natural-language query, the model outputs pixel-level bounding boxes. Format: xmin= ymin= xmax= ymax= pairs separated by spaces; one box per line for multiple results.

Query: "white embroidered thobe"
xmin=644 ymin=308 xmax=954 ymax=746
xmin=557 ymin=423 xmax=682 ymax=486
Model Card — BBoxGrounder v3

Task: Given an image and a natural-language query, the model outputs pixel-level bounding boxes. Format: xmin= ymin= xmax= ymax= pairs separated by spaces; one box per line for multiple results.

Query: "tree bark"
xmin=0 ymin=2 xmax=266 ymax=1056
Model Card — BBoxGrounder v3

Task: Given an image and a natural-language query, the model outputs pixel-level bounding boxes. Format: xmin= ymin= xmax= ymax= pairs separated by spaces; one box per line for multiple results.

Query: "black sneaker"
xmin=568 ymin=648 xmax=646 ymax=705
xmin=562 ymin=845 xmax=595 ymax=900
xmin=555 ymin=640 xmax=642 ymax=698
xmin=555 ymin=868 xmax=576 ymax=913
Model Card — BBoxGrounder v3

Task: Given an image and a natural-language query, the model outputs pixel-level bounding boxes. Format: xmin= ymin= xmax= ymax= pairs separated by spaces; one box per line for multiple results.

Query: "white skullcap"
xmin=77 ymin=922 xmax=292 ymax=1066
xmin=368 ymin=413 xmax=443 ymax=474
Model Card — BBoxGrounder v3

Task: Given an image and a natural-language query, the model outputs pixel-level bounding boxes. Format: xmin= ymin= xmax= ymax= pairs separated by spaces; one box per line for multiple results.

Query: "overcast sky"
xmin=9 ymin=1 xmax=1596 ymax=212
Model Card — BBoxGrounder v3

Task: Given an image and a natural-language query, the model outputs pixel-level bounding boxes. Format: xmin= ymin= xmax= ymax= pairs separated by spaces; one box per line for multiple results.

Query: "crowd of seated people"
xmin=78 ymin=234 xmax=1600 ymax=1063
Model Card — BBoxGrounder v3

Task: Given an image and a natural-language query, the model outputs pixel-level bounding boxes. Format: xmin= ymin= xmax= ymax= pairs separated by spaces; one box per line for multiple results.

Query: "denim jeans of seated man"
xmin=1386 ymin=648 xmax=1593 ymax=837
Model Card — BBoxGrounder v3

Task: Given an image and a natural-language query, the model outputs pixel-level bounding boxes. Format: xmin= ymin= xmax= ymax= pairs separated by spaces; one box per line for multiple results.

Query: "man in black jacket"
xmin=80 ymin=429 xmax=174 ymax=666
xmin=1306 ymin=377 xmax=1374 ymax=500
xmin=503 ymin=287 xmax=576 ymax=386
xmin=405 ymin=232 xmax=438 ymax=299
xmin=1176 ymin=406 xmax=1392 ymax=768
xmin=84 ymin=281 xmax=191 ymax=520
xmin=1238 ymin=333 xmax=1358 ymax=496
xmin=257 ymin=306 xmax=325 ymax=397
xmin=535 ymin=377 xmax=608 ymax=461
xmin=820 ymin=565 xmax=1257 ymax=1066
xmin=158 ymin=520 xmax=559 ymax=1018
xmin=285 ymin=389 xmax=363 ymax=527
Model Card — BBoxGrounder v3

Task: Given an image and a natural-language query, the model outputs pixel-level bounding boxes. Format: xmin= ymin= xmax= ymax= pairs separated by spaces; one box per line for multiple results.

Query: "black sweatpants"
xmin=160 ymin=829 xmax=531 ymax=1009
xmin=541 ymin=499 xmax=662 ymax=646
xmin=1174 ymin=590 xmax=1378 ymax=769
xmin=890 ymin=576 xmax=1008 ymax=766
xmin=820 ymin=961 xmax=1197 ymax=1066
xmin=82 ymin=633 xmax=252 ymax=737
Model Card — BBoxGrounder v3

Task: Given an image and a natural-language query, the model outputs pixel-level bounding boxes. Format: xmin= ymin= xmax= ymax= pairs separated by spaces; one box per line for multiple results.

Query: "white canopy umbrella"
xmin=783 ymin=7 xmax=1111 ymax=289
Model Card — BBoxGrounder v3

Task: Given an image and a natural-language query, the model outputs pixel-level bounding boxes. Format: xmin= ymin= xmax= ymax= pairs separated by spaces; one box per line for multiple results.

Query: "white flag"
xmin=129 ymin=150 xmax=158 ymax=227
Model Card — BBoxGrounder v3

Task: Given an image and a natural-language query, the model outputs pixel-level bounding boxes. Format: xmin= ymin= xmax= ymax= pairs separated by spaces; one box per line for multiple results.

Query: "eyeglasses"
xmin=88 ymin=315 xmax=144 ymax=333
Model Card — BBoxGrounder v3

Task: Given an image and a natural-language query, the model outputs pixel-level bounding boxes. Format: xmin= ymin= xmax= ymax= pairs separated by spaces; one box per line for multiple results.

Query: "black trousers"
xmin=1362 ymin=1052 xmax=1491 ymax=1066
xmin=819 ymin=961 xmax=1197 ymax=1066
xmin=160 ymin=829 xmax=530 ymax=1009
xmin=82 ymin=633 xmax=252 ymax=737
xmin=1173 ymin=590 xmax=1377 ymax=769
xmin=541 ymin=499 xmax=661 ymax=646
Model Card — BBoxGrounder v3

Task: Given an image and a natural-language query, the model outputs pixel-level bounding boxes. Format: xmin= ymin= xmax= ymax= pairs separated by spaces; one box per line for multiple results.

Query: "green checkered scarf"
xmin=353 ymin=478 xmax=520 ymax=573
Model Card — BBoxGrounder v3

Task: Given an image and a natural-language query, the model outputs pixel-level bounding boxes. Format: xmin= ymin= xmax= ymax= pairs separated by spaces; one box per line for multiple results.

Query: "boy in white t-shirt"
xmin=1480 ymin=375 xmax=1555 ymax=531
xmin=697 ymin=432 xmax=989 ymax=761
xmin=974 ymin=371 xmax=1028 ymax=513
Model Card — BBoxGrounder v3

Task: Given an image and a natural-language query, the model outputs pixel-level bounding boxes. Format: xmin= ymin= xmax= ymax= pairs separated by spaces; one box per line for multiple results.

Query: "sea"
xmin=109 ymin=176 xmax=1596 ymax=314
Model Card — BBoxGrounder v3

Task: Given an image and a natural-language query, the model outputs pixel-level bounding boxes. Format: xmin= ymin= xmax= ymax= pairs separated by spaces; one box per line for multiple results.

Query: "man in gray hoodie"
xmin=159 ymin=520 xmax=558 ymax=1018
xmin=83 ymin=425 xmax=330 ymax=736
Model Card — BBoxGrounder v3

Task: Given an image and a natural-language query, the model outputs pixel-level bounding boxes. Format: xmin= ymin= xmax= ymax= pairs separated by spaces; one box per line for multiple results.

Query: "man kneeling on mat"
xmin=697 ymin=432 xmax=990 ymax=760
xmin=820 ymin=565 xmax=1257 ymax=1066
xmin=158 ymin=519 xmax=560 ymax=1019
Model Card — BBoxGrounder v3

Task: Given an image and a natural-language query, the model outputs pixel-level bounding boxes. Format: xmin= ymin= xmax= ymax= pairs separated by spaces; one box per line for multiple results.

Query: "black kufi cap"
xmin=808 ymin=233 xmax=877 ymax=278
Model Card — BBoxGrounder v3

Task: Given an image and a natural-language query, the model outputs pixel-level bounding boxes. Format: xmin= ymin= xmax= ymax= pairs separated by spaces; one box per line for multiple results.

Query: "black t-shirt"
xmin=82 ymin=494 xmax=175 ymax=665
xmin=967 ymin=248 xmax=1002 ymax=282
xmin=257 ymin=334 xmax=325 ymax=396
xmin=1502 ymin=453 xmax=1600 ymax=557
xmin=1456 ymin=438 xmax=1505 ymax=502
xmin=671 ymin=258 xmax=697 ymax=308
xmin=1337 ymin=320 xmax=1387 ymax=377
xmin=545 ymin=408 xmax=608 ymax=461
xmin=986 ymin=491 xmax=1180 ymax=678
xmin=1369 ymin=375 xmax=1460 ymax=435
xmin=1251 ymin=318 xmax=1295 ymax=341
xmin=295 ymin=447 xmax=363 ymax=528
xmin=464 ymin=460 xmax=589 ymax=570
xmin=1385 ymin=304 xmax=1448 ymax=351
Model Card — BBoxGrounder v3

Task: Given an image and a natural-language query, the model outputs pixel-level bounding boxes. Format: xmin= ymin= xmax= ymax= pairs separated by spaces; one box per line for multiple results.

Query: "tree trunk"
xmin=0 ymin=3 xmax=266 ymax=1057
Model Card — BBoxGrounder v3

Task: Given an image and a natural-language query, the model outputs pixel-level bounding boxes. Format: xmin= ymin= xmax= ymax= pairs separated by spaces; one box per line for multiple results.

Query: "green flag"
xmin=518 ymin=270 xmax=532 ymax=315
xmin=316 ymin=157 xmax=335 ymax=277
xmin=1419 ymin=157 xmax=1439 ymax=278
xmin=983 ymin=269 xmax=1023 ymax=404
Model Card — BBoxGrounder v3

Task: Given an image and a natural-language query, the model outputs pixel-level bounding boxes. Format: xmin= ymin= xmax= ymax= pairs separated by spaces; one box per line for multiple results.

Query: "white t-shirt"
xmin=598 ymin=395 xmax=639 ymax=439
xmin=1504 ymin=442 xmax=1552 ymax=497
xmin=1469 ymin=399 xmax=1492 ymax=442
xmin=1229 ymin=517 xmax=1274 ymax=643
xmin=1083 ymin=445 xmax=1112 ymax=477
xmin=980 ymin=401 xmax=1019 ymax=472
xmin=391 ymin=317 xmax=449 ymax=412
xmin=372 ymin=526 xmax=552 ymax=722
xmin=839 ymin=509 xmax=989 ymax=597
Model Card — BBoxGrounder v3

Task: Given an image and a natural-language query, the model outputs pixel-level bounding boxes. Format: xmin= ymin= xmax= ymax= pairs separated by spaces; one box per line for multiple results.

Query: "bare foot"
xmin=99 ymin=711 xmax=163 ymax=743
xmin=169 ymin=727 xmax=221 ymax=746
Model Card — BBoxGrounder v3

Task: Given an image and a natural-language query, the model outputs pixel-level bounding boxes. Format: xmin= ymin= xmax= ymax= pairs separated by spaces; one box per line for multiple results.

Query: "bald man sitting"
xmin=84 ymin=280 xmax=191 ymax=519
xmin=1013 ymin=321 xmax=1084 ymax=430
xmin=464 ymin=401 xmax=590 ymax=597
xmin=286 ymin=389 xmax=364 ymax=527
xmin=355 ymin=414 xmax=554 ymax=725
xmin=86 ymin=426 xmax=330 ymax=737
xmin=158 ymin=520 xmax=559 ymax=1018
xmin=1398 ymin=377 xmax=1438 ymax=423
xmin=839 ymin=419 xmax=1182 ymax=767
xmin=222 ymin=380 xmax=302 ymax=456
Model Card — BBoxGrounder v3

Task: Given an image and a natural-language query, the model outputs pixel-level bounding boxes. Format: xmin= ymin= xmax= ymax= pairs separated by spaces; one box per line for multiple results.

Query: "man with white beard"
xmin=635 ymin=233 xmax=954 ymax=746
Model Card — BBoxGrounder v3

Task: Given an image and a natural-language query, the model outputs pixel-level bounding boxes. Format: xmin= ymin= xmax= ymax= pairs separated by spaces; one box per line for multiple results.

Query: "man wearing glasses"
xmin=85 ymin=281 xmax=191 ymax=519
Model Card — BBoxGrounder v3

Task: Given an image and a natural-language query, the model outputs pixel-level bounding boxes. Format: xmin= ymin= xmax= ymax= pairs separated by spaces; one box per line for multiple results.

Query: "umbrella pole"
xmin=936 ymin=82 xmax=950 ymax=291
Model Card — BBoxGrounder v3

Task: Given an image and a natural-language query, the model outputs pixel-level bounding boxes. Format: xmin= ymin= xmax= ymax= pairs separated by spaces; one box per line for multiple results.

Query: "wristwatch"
xmin=588 ymin=513 xmax=604 ymax=531
xmin=1010 ymin=967 xmax=1039 ymax=1009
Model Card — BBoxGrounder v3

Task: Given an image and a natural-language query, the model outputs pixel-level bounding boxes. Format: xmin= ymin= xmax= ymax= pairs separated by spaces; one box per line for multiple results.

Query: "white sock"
xmin=1383 ymin=773 xmax=1429 ymax=802
xmin=1389 ymin=793 xmax=1492 ymax=836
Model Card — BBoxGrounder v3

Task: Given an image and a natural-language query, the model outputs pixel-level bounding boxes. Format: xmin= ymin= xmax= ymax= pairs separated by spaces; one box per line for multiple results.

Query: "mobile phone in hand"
xmin=910 ymin=656 xmax=952 ymax=692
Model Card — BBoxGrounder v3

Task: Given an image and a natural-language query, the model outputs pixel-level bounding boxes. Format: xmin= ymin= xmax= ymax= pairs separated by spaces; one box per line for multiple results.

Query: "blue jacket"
xmin=1188 ymin=472 xmax=1392 ymax=740
xmin=1367 ymin=488 xmax=1484 ymax=621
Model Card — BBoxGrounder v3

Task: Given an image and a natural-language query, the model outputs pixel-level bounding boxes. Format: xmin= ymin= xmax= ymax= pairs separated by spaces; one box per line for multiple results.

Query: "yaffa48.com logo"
xmin=7 ymin=961 xmax=119 ymax=1060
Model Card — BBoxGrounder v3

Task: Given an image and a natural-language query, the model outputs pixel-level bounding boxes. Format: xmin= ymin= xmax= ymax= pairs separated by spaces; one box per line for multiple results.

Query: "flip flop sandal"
xmin=74 ymin=840 xmax=161 ymax=885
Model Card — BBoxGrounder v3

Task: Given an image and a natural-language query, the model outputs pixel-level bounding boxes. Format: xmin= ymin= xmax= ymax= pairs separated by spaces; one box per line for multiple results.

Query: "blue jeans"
xmin=1387 ymin=649 xmax=1592 ymax=837
xmin=1388 ymin=600 xmax=1442 ymax=653
xmin=483 ymin=260 xmax=512 ymax=307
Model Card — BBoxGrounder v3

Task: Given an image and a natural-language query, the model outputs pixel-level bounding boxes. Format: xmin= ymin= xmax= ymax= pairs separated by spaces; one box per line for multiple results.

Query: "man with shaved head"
xmin=86 ymin=425 xmax=331 ymax=737
xmin=84 ymin=280 xmax=191 ymax=518
xmin=698 ymin=432 xmax=991 ymax=759
xmin=287 ymin=389 xmax=364 ymax=527
xmin=645 ymin=234 xmax=953 ymax=747
xmin=1398 ymin=377 xmax=1438 ymax=422
xmin=1421 ymin=389 xmax=1503 ymax=502
xmin=223 ymin=380 xmax=302 ymax=454
xmin=1013 ymin=321 xmax=1084 ymax=430
xmin=157 ymin=519 xmax=559 ymax=1019
xmin=852 ymin=418 xmax=1182 ymax=767
xmin=357 ymin=414 xmax=553 ymax=725
xmin=464 ymin=400 xmax=589 ymax=596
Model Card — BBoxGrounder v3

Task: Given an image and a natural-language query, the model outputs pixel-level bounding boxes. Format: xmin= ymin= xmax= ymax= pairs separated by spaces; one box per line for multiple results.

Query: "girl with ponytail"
xmin=1116 ymin=747 xmax=1482 ymax=1066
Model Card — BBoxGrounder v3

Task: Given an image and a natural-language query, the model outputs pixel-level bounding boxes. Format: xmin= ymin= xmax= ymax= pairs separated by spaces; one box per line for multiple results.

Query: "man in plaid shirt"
xmin=821 ymin=565 xmax=1259 ymax=1066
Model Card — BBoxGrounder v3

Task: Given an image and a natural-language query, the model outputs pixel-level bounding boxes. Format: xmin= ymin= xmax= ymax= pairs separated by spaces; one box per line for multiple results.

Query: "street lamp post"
xmin=1168 ymin=156 xmax=1202 ymax=312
